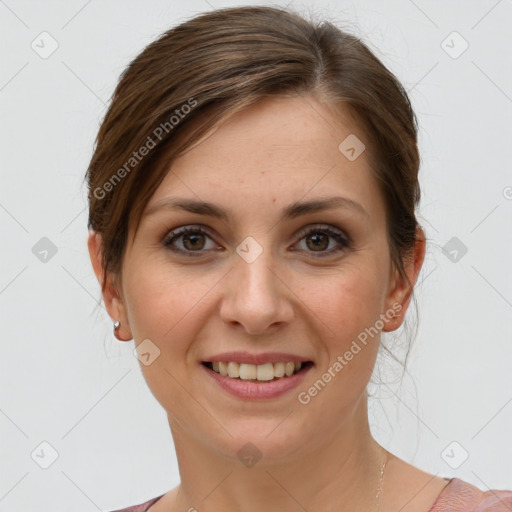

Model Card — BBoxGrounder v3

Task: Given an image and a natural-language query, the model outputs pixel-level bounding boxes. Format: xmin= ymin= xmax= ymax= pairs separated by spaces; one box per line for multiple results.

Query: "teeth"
xmin=256 ymin=363 xmax=274 ymax=381
xmin=209 ymin=361 xmax=304 ymax=381
xmin=274 ymin=362 xmax=285 ymax=378
xmin=227 ymin=362 xmax=240 ymax=378
xmin=239 ymin=363 xmax=257 ymax=380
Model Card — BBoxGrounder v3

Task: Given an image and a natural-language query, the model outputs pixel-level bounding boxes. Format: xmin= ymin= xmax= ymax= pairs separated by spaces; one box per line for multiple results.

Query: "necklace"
xmin=375 ymin=453 xmax=387 ymax=512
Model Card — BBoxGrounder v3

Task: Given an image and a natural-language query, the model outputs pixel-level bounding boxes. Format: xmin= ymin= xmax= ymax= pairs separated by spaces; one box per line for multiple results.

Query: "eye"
xmin=163 ymin=225 xmax=218 ymax=256
xmin=163 ymin=224 xmax=350 ymax=257
xmin=293 ymin=224 xmax=351 ymax=256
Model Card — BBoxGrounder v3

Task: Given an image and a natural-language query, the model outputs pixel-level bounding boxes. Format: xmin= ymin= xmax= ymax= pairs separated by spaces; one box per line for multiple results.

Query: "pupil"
xmin=308 ymin=233 xmax=327 ymax=250
xmin=184 ymin=234 xmax=203 ymax=250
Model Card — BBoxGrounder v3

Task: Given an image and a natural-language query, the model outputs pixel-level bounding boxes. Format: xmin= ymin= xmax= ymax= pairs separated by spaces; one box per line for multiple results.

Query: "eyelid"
xmin=162 ymin=224 xmax=220 ymax=252
xmin=295 ymin=223 xmax=350 ymax=243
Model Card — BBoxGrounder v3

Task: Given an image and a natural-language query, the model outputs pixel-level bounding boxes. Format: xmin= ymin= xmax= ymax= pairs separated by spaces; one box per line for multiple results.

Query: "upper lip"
xmin=203 ymin=351 xmax=312 ymax=366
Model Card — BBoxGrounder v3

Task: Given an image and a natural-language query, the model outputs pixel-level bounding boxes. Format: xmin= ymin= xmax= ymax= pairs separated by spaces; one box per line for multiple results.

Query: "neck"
xmin=168 ymin=391 xmax=387 ymax=512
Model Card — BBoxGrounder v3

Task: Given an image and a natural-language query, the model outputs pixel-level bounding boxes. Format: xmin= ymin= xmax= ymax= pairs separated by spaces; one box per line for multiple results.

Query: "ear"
xmin=87 ymin=229 xmax=133 ymax=341
xmin=381 ymin=226 xmax=426 ymax=332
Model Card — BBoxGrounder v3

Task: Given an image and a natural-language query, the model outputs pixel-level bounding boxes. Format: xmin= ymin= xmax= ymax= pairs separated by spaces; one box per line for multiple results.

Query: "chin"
xmin=206 ymin=419 xmax=315 ymax=466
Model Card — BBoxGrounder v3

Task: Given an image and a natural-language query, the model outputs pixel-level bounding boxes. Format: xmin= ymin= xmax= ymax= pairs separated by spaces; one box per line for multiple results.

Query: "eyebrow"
xmin=143 ymin=196 xmax=369 ymax=222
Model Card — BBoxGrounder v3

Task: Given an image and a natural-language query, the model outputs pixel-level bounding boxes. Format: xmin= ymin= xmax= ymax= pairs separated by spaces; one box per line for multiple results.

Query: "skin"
xmin=88 ymin=95 xmax=449 ymax=512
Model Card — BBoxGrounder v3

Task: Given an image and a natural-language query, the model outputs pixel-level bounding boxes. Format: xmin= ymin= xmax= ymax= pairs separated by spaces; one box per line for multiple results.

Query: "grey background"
xmin=1 ymin=0 xmax=511 ymax=510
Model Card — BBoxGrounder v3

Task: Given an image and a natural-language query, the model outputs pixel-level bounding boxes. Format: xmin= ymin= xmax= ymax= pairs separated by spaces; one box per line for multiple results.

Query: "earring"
xmin=113 ymin=320 xmax=122 ymax=340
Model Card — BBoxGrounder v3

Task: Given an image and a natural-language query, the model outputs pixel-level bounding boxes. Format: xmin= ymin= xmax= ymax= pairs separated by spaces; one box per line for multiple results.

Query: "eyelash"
xmin=162 ymin=224 xmax=351 ymax=258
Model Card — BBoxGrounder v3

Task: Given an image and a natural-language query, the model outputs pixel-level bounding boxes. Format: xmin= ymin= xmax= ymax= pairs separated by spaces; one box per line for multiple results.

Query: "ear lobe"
xmin=381 ymin=227 xmax=426 ymax=332
xmin=87 ymin=229 xmax=133 ymax=341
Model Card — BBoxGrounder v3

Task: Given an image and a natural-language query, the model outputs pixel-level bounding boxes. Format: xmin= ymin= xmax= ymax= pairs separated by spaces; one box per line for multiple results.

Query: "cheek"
xmin=122 ymin=263 xmax=214 ymax=414
xmin=123 ymin=259 xmax=220 ymax=348
xmin=298 ymin=270 xmax=384 ymax=412
xmin=305 ymin=265 xmax=385 ymax=349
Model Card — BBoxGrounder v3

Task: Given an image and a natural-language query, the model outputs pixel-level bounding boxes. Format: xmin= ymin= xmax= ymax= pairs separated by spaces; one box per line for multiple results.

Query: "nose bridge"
xmin=237 ymin=244 xmax=278 ymax=300
xmin=220 ymin=237 xmax=292 ymax=333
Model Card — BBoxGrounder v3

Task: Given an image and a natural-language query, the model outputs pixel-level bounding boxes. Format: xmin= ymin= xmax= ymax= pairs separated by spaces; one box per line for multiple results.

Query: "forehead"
xmin=145 ymin=95 xmax=385 ymax=224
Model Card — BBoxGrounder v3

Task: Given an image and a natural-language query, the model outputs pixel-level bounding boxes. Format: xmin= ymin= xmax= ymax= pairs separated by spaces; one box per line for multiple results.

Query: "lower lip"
xmin=201 ymin=363 xmax=313 ymax=400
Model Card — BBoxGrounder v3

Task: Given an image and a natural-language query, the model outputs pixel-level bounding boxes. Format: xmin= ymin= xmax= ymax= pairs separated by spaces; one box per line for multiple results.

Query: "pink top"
xmin=108 ymin=477 xmax=512 ymax=512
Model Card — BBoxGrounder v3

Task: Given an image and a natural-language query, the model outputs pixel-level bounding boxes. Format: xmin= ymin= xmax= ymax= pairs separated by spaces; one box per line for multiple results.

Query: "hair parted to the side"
xmin=85 ymin=5 xmax=424 ymax=373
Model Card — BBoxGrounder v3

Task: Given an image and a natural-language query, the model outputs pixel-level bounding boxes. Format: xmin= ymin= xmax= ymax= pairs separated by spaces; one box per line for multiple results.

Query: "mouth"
xmin=201 ymin=360 xmax=314 ymax=382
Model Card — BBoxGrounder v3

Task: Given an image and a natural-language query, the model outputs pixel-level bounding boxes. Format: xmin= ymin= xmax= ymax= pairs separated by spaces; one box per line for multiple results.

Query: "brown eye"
xmin=182 ymin=232 xmax=206 ymax=250
xmin=305 ymin=232 xmax=329 ymax=251
xmin=295 ymin=225 xmax=350 ymax=256
xmin=163 ymin=226 xmax=217 ymax=255
xmin=163 ymin=224 xmax=350 ymax=258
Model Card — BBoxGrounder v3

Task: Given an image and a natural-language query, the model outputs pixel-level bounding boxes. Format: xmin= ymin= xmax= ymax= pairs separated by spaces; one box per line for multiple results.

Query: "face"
xmin=89 ymin=95 xmax=421 ymax=463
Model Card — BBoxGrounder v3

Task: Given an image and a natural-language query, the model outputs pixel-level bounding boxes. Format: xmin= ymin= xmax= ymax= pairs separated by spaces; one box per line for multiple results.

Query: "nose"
xmin=219 ymin=248 xmax=294 ymax=335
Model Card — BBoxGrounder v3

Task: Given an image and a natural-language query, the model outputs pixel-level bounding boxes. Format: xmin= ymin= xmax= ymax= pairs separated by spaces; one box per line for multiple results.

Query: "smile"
xmin=201 ymin=360 xmax=314 ymax=400
xmin=203 ymin=361 xmax=310 ymax=381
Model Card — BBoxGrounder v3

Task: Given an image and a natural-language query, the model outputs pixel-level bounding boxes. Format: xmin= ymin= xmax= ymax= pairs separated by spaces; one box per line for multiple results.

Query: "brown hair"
xmin=85 ymin=5 xmax=423 ymax=368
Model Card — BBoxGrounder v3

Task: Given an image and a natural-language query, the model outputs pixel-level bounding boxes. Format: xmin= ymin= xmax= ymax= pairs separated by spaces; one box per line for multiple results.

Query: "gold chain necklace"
xmin=375 ymin=454 xmax=387 ymax=512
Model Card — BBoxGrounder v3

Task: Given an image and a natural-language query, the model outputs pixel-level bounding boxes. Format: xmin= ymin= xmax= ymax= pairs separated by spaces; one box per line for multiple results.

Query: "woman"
xmin=86 ymin=6 xmax=512 ymax=512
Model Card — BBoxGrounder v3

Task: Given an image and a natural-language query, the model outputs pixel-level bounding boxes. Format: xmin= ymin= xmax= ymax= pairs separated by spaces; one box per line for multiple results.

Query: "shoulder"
xmin=107 ymin=494 xmax=165 ymax=512
xmin=429 ymin=477 xmax=512 ymax=512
